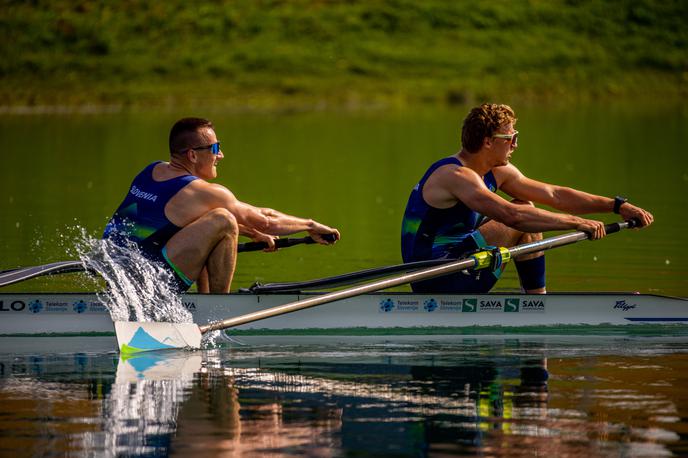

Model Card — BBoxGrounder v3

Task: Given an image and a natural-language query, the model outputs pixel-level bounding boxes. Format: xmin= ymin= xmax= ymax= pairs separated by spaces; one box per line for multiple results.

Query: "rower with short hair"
xmin=401 ymin=103 xmax=653 ymax=294
xmin=104 ymin=117 xmax=340 ymax=293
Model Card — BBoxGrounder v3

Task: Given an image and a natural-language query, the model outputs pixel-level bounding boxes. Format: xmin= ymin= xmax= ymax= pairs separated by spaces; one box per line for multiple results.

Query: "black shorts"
xmin=410 ymin=230 xmax=502 ymax=294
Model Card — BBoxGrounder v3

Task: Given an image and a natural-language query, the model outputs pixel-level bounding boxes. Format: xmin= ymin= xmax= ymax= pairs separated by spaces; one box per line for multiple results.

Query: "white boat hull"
xmin=1 ymin=292 xmax=687 ymax=335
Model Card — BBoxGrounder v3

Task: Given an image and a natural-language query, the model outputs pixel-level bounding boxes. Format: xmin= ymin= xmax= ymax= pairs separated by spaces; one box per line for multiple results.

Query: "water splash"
xmin=203 ymin=329 xmax=243 ymax=348
xmin=71 ymin=228 xmax=192 ymax=324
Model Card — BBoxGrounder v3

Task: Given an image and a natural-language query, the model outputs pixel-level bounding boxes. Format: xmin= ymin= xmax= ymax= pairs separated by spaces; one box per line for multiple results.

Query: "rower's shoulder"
xmin=424 ymin=164 xmax=480 ymax=200
xmin=184 ymin=180 xmax=236 ymax=201
xmin=428 ymin=160 xmax=464 ymax=179
xmin=436 ymin=162 xmax=479 ymax=182
xmin=149 ymin=161 xmax=170 ymax=179
xmin=492 ymin=163 xmax=524 ymax=181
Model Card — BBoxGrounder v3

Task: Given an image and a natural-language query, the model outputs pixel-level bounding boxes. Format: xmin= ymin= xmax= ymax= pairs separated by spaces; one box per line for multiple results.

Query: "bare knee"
xmin=207 ymin=208 xmax=239 ymax=237
xmin=520 ymin=231 xmax=543 ymax=243
xmin=514 ymin=230 xmax=544 ymax=260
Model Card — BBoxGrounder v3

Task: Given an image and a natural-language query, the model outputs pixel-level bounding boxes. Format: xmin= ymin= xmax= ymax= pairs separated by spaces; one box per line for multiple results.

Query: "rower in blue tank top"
xmin=103 ymin=117 xmax=340 ymax=294
xmin=400 ymin=103 xmax=653 ymax=294
xmin=103 ymin=161 xmax=199 ymax=291
xmin=401 ymin=157 xmax=500 ymax=293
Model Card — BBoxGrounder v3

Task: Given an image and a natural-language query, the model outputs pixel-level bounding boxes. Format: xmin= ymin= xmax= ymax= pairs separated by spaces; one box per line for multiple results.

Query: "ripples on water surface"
xmin=1 ymin=335 xmax=687 ymax=457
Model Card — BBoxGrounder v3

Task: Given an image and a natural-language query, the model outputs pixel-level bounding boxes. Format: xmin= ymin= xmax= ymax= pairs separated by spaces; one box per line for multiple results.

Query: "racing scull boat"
xmin=1 ymin=291 xmax=686 ymax=336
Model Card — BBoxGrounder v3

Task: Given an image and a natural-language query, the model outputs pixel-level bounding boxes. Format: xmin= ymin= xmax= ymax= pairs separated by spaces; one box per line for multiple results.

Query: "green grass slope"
xmin=1 ymin=0 xmax=686 ymax=110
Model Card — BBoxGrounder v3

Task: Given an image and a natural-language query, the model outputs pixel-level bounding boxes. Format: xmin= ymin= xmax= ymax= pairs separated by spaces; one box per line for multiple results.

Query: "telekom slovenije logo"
xmin=423 ymin=298 xmax=438 ymax=312
xmin=379 ymin=298 xmax=395 ymax=312
xmin=73 ymin=300 xmax=88 ymax=313
xmin=28 ymin=300 xmax=43 ymax=313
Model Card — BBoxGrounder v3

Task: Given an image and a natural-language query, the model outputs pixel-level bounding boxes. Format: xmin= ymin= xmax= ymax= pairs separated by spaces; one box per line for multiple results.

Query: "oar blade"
xmin=0 ymin=260 xmax=86 ymax=287
xmin=114 ymin=321 xmax=203 ymax=354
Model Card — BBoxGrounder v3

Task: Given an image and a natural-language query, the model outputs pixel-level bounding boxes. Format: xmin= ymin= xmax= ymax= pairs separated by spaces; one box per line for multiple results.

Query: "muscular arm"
xmin=495 ymin=164 xmax=653 ymax=226
xmin=180 ymin=182 xmax=340 ymax=241
xmin=441 ymin=166 xmax=602 ymax=235
xmin=167 ymin=180 xmax=340 ymax=242
xmin=231 ymin=200 xmax=320 ymax=235
xmin=496 ymin=164 xmax=613 ymax=213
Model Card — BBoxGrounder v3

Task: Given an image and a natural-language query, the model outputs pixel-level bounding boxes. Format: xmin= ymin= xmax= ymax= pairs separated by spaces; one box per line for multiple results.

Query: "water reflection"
xmin=0 ymin=337 xmax=687 ymax=456
xmin=89 ymin=351 xmax=201 ymax=455
xmin=105 ymin=346 xmax=552 ymax=455
xmin=220 ymin=355 xmax=549 ymax=456
xmin=172 ymin=363 xmax=344 ymax=455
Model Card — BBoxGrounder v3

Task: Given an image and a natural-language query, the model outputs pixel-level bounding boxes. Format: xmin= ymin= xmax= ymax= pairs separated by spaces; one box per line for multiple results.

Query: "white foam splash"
xmin=203 ymin=328 xmax=242 ymax=348
xmin=72 ymin=229 xmax=192 ymax=324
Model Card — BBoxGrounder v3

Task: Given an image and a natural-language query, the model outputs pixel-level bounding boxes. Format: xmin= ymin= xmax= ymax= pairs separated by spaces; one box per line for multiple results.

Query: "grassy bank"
xmin=1 ymin=0 xmax=686 ymax=111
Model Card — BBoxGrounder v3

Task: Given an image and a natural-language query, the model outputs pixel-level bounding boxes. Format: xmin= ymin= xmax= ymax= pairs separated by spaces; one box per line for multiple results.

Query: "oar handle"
xmin=506 ymin=219 xmax=639 ymax=259
xmin=604 ymin=218 xmax=640 ymax=235
xmin=237 ymin=233 xmax=337 ymax=252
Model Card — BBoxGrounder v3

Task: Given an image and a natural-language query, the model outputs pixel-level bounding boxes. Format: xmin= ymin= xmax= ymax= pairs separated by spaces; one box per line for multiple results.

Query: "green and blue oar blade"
xmin=117 ymin=351 xmax=203 ymax=383
xmin=114 ymin=321 xmax=203 ymax=353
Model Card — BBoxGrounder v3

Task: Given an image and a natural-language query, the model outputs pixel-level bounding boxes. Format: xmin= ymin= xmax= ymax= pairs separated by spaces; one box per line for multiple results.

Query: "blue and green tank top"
xmin=401 ymin=157 xmax=497 ymax=262
xmin=103 ymin=161 xmax=198 ymax=255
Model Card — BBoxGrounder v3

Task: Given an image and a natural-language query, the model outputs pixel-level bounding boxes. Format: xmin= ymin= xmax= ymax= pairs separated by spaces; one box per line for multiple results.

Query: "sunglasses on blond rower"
xmin=492 ymin=130 xmax=518 ymax=145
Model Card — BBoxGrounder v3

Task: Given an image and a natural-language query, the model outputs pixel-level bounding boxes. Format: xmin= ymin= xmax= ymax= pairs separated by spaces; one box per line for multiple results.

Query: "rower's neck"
xmin=457 ymin=149 xmax=491 ymax=176
xmin=167 ymin=158 xmax=195 ymax=176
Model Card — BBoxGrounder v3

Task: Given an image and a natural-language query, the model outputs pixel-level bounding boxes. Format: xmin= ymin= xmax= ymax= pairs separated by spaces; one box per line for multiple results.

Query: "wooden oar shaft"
xmin=199 ymin=220 xmax=636 ymax=334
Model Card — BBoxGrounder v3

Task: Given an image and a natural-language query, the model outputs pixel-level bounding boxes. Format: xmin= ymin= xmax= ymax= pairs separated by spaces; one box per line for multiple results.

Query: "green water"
xmin=0 ymin=104 xmax=686 ymax=295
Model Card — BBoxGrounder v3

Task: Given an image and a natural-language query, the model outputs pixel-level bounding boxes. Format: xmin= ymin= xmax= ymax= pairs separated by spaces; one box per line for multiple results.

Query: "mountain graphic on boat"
xmin=120 ymin=326 xmax=176 ymax=353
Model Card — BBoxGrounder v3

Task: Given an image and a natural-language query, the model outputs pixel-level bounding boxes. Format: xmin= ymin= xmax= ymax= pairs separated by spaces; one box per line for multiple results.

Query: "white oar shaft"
xmin=199 ymin=221 xmax=634 ymax=334
xmin=200 ymin=256 xmax=477 ymax=333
